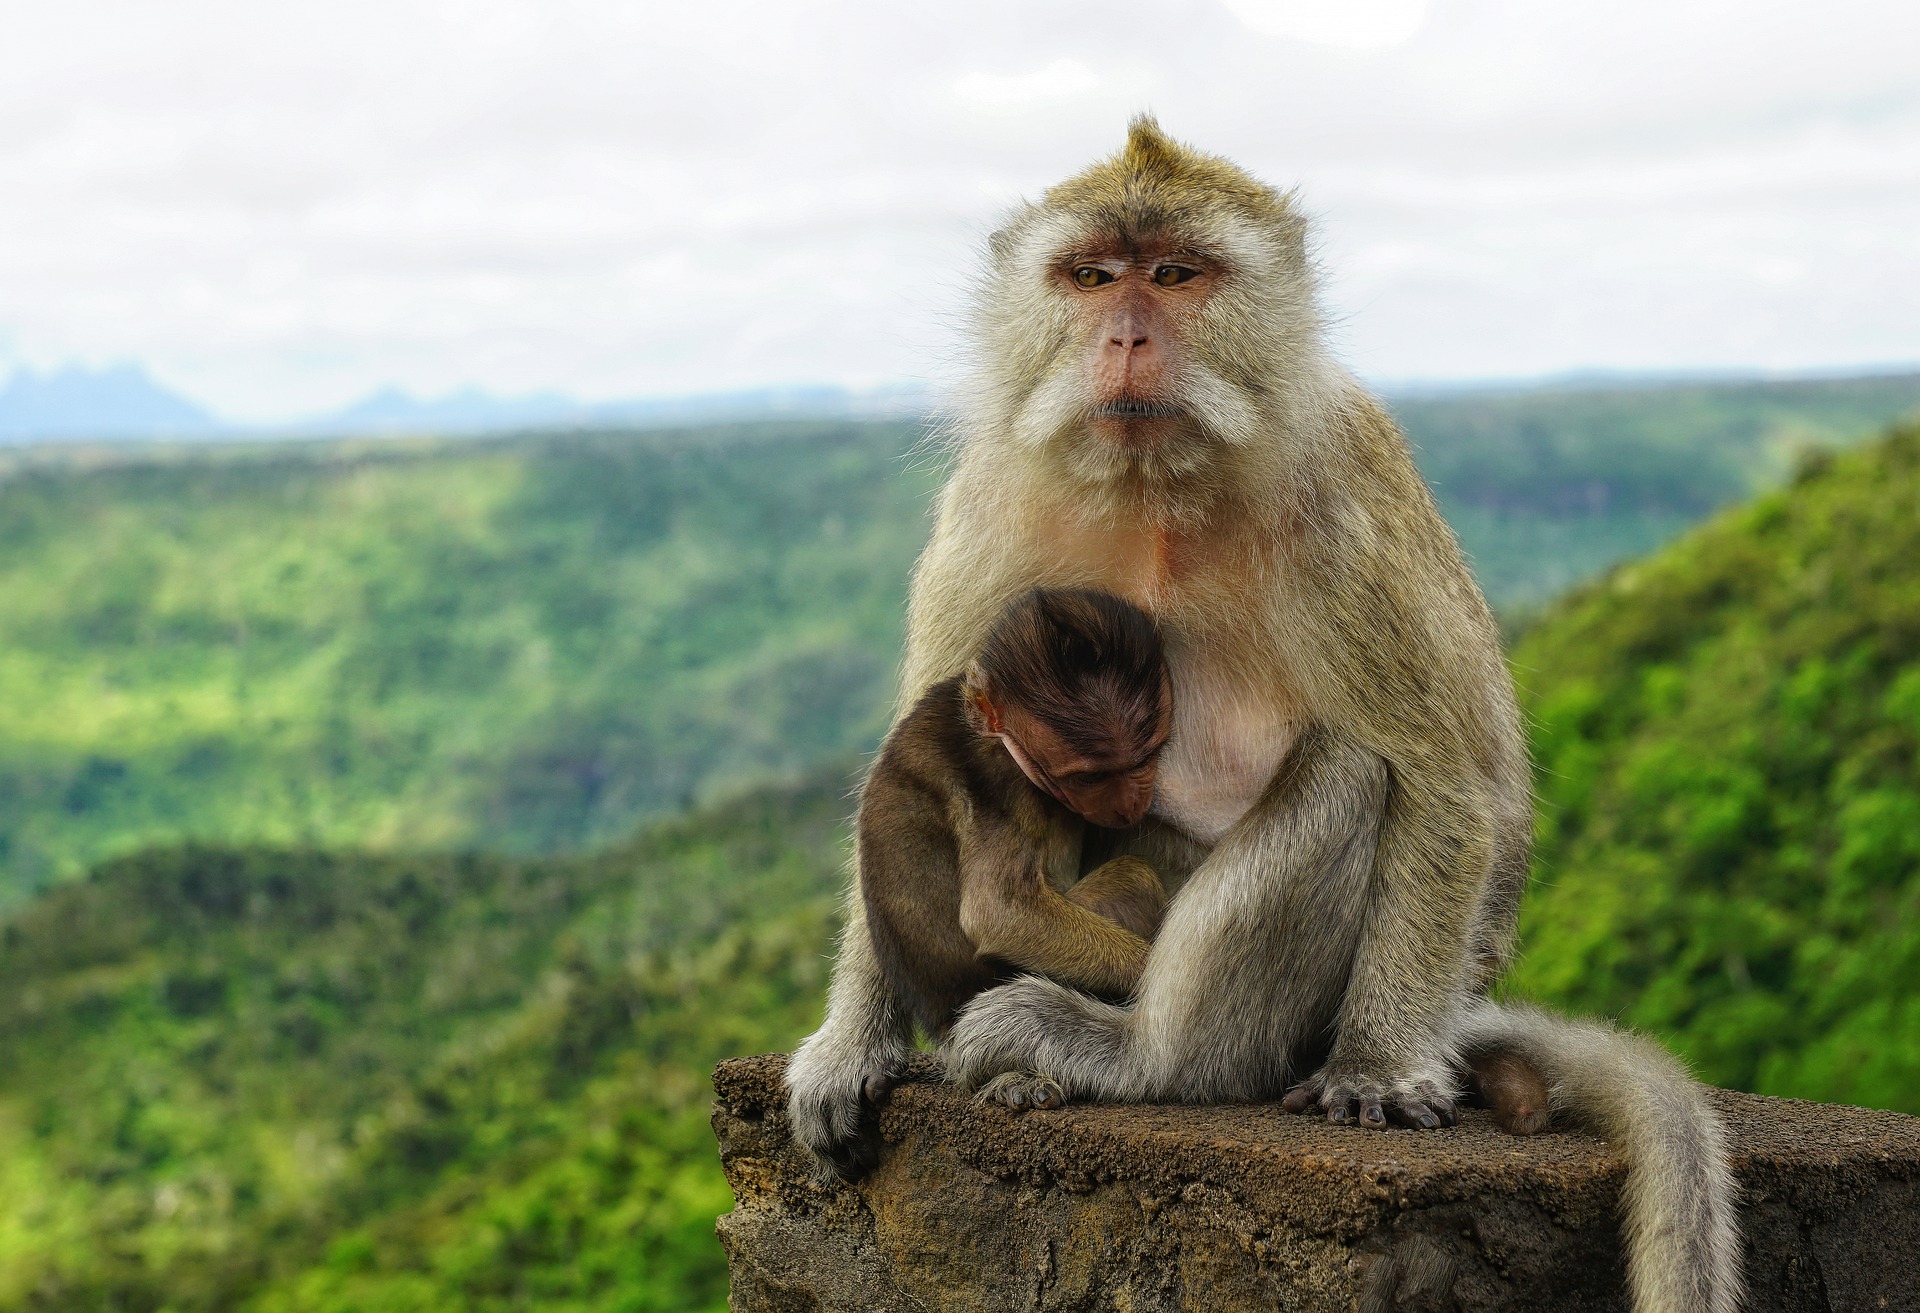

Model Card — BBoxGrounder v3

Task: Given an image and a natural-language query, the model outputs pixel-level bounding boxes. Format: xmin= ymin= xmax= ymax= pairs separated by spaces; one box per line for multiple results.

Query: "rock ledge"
xmin=713 ymin=1053 xmax=1920 ymax=1312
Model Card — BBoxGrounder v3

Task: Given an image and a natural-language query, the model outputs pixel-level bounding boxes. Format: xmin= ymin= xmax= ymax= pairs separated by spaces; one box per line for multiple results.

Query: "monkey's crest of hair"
xmin=957 ymin=115 xmax=1339 ymax=520
xmin=1040 ymin=115 xmax=1292 ymax=233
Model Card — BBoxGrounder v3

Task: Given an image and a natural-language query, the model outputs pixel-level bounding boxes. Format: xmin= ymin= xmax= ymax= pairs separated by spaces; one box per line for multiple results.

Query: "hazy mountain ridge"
xmin=0 ymin=363 xmax=223 ymax=440
xmin=0 ymin=362 xmax=932 ymax=442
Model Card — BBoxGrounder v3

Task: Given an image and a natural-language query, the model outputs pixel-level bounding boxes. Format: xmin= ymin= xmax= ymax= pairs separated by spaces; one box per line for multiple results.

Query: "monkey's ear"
xmin=962 ymin=664 xmax=1005 ymax=736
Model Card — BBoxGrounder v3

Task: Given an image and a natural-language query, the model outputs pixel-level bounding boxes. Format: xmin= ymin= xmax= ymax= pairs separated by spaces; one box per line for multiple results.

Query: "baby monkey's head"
xmin=963 ymin=588 xmax=1171 ymax=829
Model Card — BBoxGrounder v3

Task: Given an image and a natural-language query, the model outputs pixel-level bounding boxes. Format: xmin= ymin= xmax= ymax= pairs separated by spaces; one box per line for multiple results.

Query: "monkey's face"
xmin=969 ymin=119 xmax=1328 ymax=503
xmin=1061 ymin=243 xmax=1218 ymax=450
xmin=987 ymin=226 xmax=1271 ymax=483
xmin=994 ymin=699 xmax=1170 ymax=830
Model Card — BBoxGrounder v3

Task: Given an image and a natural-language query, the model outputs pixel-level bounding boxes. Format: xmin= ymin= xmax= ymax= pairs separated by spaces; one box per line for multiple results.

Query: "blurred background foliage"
xmin=0 ymin=373 xmax=1918 ymax=1309
xmin=1507 ymin=423 xmax=1920 ymax=1115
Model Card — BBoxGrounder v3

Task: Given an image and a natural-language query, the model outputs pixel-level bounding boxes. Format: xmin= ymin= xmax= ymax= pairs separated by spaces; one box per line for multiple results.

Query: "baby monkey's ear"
xmin=961 ymin=662 xmax=1006 ymax=737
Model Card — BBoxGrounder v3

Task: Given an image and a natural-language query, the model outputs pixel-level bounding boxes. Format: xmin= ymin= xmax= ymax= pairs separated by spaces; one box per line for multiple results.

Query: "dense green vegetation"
xmin=1507 ymin=424 xmax=1920 ymax=1112
xmin=0 ymin=777 xmax=851 ymax=1311
xmin=0 ymin=423 xmax=935 ymax=904
xmin=2 ymin=372 xmax=1915 ymax=905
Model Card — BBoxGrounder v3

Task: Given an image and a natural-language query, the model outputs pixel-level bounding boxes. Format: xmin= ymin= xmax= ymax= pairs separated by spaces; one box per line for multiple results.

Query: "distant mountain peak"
xmin=0 ymin=362 xmax=222 ymax=442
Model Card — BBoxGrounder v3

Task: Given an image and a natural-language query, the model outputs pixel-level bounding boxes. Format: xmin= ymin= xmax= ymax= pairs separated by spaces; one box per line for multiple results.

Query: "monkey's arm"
xmin=1064 ymin=856 xmax=1165 ymax=941
xmin=784 ymin=895 xmax=917 ymax=1178
xmin=958 ymin=829 xmax=1157 ymax=999
xmin=946 ymin=727 xmax=1389 ymax=1106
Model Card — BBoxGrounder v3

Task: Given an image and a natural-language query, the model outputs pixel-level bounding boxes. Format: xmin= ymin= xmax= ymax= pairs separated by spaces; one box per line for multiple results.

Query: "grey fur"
xmin=1455 ymin=1000 xmax=1744 ymax=1313
xmin=784 ymin=894 xmax=916 ymax=1180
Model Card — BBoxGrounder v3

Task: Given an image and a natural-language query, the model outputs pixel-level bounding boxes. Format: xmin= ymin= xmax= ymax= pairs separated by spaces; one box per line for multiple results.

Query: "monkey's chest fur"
xmin=1152 ymin=649 xmax=1300 ymax=845
xmin=1041 ymin=516 xmax=1303 ymax=847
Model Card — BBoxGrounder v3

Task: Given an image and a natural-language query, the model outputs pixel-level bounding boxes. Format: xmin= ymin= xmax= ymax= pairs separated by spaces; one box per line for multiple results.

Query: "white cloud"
xmin=950 ymin=60 xmax=1104 ymax=110
xmin=1220 ymin=0 xmax=1433 ymax=49
xmin=0 ymin=0 xmax=1913 ymax=419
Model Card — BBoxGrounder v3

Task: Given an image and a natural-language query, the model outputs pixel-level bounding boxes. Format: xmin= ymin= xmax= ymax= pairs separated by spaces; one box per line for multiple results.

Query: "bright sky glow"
xmin=0 ymin=0 xmax=1914 ymax=419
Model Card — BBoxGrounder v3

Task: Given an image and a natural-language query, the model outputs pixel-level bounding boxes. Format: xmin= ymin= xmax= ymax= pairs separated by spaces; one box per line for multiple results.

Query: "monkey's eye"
xmin=1073 ymin=266 xmax=1115 ymax=288
xmin=1153 ymin=264 xmax=1199 ymax=287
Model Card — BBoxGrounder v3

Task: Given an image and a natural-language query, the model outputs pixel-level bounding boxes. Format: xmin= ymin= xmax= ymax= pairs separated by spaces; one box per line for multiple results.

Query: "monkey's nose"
xmin=1110 ymin=333 xmax=1148 ymax=349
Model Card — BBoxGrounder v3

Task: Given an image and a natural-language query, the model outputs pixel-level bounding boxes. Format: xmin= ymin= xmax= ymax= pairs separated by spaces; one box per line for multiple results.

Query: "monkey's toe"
xmin=975 ymin=1071 xmax=1067 ymax=1113
xmin=860 ymin=1059 xmax=910 ymax=1106
xmin=1311 ymin=1073 xmax=1461 ymax=1131
xmin=1281 ymin=1069 xmax=1335 ymax=1116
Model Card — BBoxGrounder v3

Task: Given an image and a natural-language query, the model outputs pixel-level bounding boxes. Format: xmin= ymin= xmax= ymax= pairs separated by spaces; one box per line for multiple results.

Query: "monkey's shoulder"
xmin=865 ymin=677 xmax=1041 ymax=834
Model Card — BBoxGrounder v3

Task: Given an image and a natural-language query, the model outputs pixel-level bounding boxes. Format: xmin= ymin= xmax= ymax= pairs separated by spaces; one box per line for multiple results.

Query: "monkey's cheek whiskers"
xmin=1177 ymin=369 xmax=1266 ymax=449
xmin=1011 ymin=376 xmax=1100 ymax=451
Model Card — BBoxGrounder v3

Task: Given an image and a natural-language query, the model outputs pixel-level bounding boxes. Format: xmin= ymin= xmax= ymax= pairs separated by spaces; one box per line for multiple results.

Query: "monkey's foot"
xmin=1282 ymin=1069 xmax=1458 ymax=1131
xmin=974 ymin=1070 xmax=1067 ymax=1112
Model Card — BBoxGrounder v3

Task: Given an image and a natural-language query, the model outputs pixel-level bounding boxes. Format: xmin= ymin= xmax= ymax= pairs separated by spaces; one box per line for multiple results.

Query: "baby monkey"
xmin=861 ymin=588 xmax=1172 ymax=1074
xmin=862 ymin=586 xmax=1553 ymax=1134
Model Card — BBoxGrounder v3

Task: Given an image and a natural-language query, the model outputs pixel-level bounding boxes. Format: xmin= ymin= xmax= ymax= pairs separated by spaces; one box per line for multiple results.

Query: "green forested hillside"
xmin=0 ymin=424 xmax=935 ymax=903
xmin=1507 ymin=424 xmax=1920 ymax=1113
xmin=0 ymin=776 xmax=851 ymax=1311
xmin=1 ymin=373 xmax=1914 ymax=904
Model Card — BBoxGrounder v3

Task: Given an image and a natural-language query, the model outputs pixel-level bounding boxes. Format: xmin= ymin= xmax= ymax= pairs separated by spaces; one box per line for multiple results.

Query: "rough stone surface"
xmin=713 ymin=1052 xmax=1920 ymax=1312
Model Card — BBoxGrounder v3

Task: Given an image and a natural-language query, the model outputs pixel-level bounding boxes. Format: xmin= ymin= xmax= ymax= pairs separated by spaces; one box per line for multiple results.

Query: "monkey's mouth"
xmin=1092 ymin=398 xmax=1186 ymax=421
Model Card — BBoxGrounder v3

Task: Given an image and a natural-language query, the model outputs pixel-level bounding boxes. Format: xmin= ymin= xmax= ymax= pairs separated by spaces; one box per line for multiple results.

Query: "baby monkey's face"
xmin=994 ymin=689 xmax=1171 ymax=829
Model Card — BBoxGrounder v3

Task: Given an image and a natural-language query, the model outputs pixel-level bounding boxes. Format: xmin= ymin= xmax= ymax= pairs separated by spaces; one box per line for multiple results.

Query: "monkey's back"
xmin=858 ymin=677 xmax=1021 ymax=1041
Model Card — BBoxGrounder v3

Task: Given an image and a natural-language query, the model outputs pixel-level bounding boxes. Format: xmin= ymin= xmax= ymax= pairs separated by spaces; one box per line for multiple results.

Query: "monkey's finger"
xmin=1327 ymin=1098 xmax=1356 ymax=1126
xmin=1359 ymin=1097 xmax=1388 ymax=1130
xmin=861 ymin=1071 xmax=898 ymax=1105
xmin=1281 ymin=1086 xmax=1318 ymax=1114
xmin=1427 ymin=1093 xmax=1458 ymax=1126
xmin=1030 ymin=1081 xmax=1064 ymax=1111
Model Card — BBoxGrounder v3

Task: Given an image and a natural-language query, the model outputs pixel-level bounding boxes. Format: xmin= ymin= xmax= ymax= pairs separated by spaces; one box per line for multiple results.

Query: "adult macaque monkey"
xmin=787 ymin=119 xmax=1739 ymax=1313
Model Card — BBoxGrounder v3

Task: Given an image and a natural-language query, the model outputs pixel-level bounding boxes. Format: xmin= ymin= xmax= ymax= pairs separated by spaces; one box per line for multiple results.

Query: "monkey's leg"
xmin=1454 ymin=1000 xmax=1742 ymax=1313
xmin=785 ymin=898 xmax=916 ymax=1180
xmin=1063 ymin=856 xmax=1166 ymax=940
xmin=1276 ymin=770 xmax=1509 ymax=1131
xmin=946 ymin=728 xmax=1386 ymax=1106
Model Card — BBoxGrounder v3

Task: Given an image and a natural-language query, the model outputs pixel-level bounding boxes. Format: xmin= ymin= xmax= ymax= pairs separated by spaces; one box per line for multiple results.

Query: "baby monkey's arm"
xmin=1063 ymin=855 xmax=1166 ymax=941
xmin=958 ymin=823 xmax=1162 ymax=999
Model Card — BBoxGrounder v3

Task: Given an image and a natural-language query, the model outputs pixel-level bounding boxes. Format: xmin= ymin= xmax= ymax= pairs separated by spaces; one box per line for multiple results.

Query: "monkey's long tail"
xmin=1454 ymin=1000 xmax=1742 ymax=1313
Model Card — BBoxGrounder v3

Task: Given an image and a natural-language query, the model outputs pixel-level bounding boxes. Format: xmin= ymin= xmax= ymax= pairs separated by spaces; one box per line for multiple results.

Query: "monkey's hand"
xmin=1281 ymin=1060 xmax=1460 ymax=1132
xmin=784 ymin=1025 xmax=914 ymax=1181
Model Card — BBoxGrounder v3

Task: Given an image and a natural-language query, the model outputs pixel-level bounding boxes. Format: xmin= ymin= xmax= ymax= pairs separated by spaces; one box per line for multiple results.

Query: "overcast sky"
xmin=0 ymin=0 xmax=1915 ymax=420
